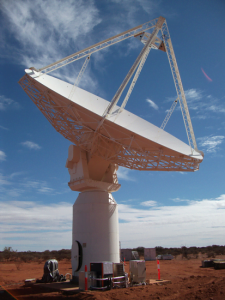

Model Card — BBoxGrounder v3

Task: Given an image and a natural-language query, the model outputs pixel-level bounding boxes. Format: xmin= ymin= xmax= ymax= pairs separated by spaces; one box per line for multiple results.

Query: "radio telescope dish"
xmin=19 ymin=16 xmax=203 ymax=172
xmin=20 ymin=68 xmax=203 ymax=172
xmin=19 ymin=16 xmax=204 ymax=282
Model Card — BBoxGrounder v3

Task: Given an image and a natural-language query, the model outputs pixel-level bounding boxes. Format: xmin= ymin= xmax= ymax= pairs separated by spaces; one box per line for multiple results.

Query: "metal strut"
xmin=37 ymin=18 xmax=159 ymax=74
xmin=103 ymin=17 xmax=165 ymax=119
xmin=68 ymin=55 xmax=90 ymax=100
xmin=119 ymin=46 xmax=151 ymax=113
xmin=97 ymin=16 xmax=165 ymax=134
xmin=161 ymin=21 xmax=198 ymax=152
xmin=160 ymin=98 xmax=178 ymax=130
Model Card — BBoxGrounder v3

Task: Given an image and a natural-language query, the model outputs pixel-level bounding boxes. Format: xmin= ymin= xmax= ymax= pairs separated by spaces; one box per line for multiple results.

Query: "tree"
xmin=3 ymin=247 xmax=13 ymax=260
xmin=181 ymin=246 xmax=188 ymax=259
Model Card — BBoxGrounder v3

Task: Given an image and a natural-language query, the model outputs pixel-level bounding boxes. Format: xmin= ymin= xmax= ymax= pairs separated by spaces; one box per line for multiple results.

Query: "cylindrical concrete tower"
xmin=71 ymin=190 xmax=120 ymax=281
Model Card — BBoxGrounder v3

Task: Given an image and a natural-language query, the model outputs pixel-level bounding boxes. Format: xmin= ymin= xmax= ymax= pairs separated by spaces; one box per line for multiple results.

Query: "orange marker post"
xmin=85 ymin=265 xmax=88 ymax=290
xmin=157 ymin=260 xmax=160 ymax=280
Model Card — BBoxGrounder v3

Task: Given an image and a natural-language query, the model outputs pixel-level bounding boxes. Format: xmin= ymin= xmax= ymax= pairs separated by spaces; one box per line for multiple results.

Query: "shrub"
xmin=42 ymin=250 xmax=51 ymax=261
xmin=207 ymin=252 xmax=215 ymax=258
xmin=3 ymin=247 xmax=14 ymax=261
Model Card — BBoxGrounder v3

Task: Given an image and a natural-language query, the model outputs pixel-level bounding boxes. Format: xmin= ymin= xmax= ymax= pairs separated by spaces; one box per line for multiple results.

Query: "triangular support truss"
xmin=161 ymin=21 xmax=197 ymax=152
xmin=33 ymin=16 xmax=198 ymax=154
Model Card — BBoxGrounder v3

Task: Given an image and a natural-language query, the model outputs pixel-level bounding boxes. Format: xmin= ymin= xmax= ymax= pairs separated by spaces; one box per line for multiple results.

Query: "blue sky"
xmin=0 ymin=0 xmax=225 ymax=251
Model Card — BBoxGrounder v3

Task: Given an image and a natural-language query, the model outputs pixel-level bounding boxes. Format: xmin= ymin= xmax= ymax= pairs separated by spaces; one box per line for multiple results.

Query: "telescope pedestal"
xmin=71 ymin=190 xmax=120 ymax=282
xmin=65 ymin=145 xmax=121 ymax=283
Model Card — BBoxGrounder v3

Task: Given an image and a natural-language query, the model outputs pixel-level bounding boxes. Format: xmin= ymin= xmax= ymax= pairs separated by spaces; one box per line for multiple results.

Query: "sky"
xmin=0 ymin=0 xmax=225 ymax=252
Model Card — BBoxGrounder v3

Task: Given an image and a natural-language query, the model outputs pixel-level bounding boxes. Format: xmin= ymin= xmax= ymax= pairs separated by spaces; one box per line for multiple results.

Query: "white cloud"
xmin=172 ymin=197 xmax=190 ymax=203
xmin=1 ymin=194 xmax=225 ymax=250
xmin=208 ymin=104 xmax=225 ymax=113
xmin=0 ymin=201 xmax=71 ymax=226
xmin=0 ymin=0 xmax=165 ymax=97
xmin=137 ymin=0 xmax=159 ymax=14
xmin=38 ymin=186 xmax=54 ymax=194
xmin=185 ymin=89 xmax=203 ymax=101
xmin=0 ymin=173 xmax=10 ymax=185
xmin=198 ymin=135 xmax=225 ymax=153
xmin=117 ymin=167 xmax=135 ymax=181
xmin=23 ymin=180 xmax=40 ymax=189
xmin=0 ymin=170 xmax=68 ymax=201
xmin=141 ymin=200 xmax=157 ymax=206
xmin=185 ymin=89 xmax=225 ymax=115
xmin=0 ymin=150 xmax=6 ymax=161
xmin=9 ymin=172 xmax=25 ymax=179
xmin=146 ymin=98 xmax=159 ymax=110
xmin=119 ymin=194 xmax=225 ymax=248
xmin=110 ymin=0 xmax=160 ymax=28
xmin=0 ymin=0 xmax=101 ymax=94
xmin=167 ymin=89 xmax=225 ymax=118
xmin=53 ymin=64 xmax=98 ymax=94
xmin=22 ymin=180 xmax=54 ymax=194
xmin=0 ymin=95 xmax=20 ymax=110
xmin=21 ymin=141 xmax=41 ymax=150
xmin=0 ymin=125 xmax=9 ymax=130
xmin=1 ymin=0 xmax=101 ymax=59
xmin=0 ymin=200 xmax=72 ymax=250
xmin=7 ymin=189 xmax=24 ymax=198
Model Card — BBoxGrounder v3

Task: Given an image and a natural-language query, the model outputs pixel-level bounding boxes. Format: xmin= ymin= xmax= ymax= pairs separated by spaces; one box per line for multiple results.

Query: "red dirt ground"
xmin=1 ymin=255 xmax=225 ymax=300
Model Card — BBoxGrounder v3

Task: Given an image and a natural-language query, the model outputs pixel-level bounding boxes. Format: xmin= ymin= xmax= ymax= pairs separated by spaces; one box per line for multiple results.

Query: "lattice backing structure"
xmin=19 ymin=74 xmax=202 ymax=172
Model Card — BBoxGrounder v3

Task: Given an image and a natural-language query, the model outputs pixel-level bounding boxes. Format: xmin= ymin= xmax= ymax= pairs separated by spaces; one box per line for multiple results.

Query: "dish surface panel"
xmin=19 ymin=70 xmax=203 ymax=171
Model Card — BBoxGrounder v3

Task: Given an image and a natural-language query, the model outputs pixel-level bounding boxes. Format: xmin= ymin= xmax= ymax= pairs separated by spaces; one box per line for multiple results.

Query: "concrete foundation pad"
xmin=35 ymin=281 xmax=80 ymax=293
xmin=148 ymin=279 xmax=172 ymax=285
xmin=34 ymin=278 xmax=171 ymax=295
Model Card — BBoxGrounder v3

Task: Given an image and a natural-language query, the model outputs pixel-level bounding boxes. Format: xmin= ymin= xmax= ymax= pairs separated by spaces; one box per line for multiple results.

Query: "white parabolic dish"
xmin=19 ymin=69 xmax=203 ymax=172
